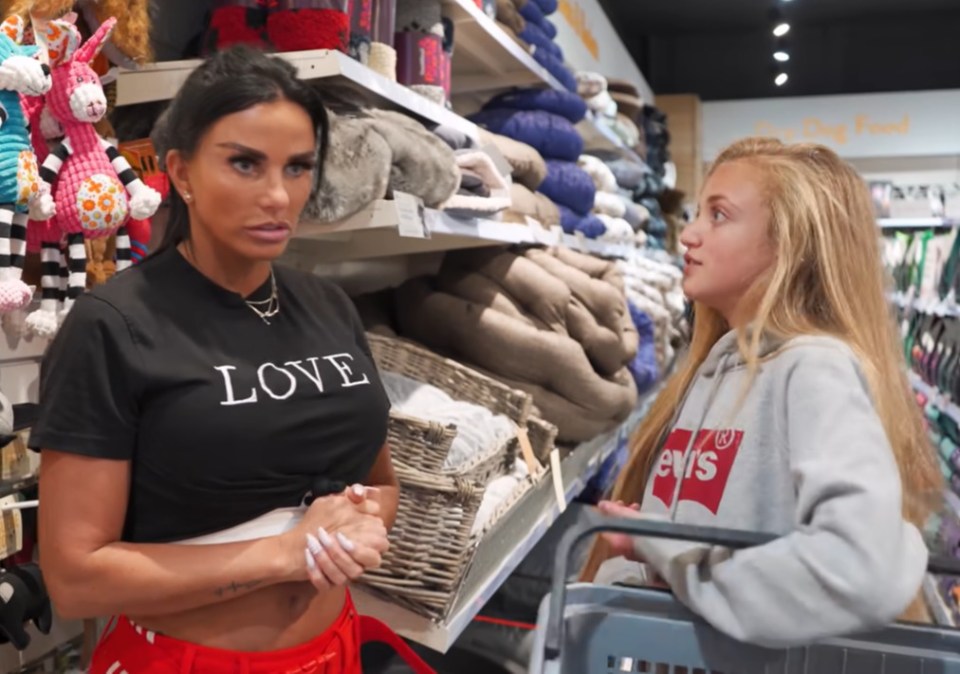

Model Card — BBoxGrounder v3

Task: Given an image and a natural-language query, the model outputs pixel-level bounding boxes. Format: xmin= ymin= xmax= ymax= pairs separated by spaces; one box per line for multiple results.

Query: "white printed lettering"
xmin=657 ymin=450 xmax=673 ymax=477
xmin=286 ymin=357 xmax=325 ymax=393
xmin=257 ymin=363 xmax=297 ymax=400
xmin=696 ymin=452 xmax=718 ymax=481
xmin=215 ymin=365 xmax=259 ymax=406
xmin=671 ymin=450 xmax=685 ymax=479
xmin=323 ymin=353 xmax=370 ymax=388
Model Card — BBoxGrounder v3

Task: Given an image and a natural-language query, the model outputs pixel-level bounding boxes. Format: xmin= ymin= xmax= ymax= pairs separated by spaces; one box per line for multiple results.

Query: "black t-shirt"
xmin=29 ymin=247 xmax=390 ymax=543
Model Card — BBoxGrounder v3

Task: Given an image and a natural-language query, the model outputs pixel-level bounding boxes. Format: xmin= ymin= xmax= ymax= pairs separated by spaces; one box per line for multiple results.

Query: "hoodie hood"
xmin=700 ymin=328 xmax=790 ymax=377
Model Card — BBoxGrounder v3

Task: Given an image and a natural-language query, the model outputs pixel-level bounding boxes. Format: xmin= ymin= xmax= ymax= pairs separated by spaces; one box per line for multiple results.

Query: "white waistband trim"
xmin=175 ymin=507 xmax=306 ymax=546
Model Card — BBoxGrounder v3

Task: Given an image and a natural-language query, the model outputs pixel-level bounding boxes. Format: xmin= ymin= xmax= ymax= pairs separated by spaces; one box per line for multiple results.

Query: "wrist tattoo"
xmin=213 ymin=579 xmax=264 ymax=598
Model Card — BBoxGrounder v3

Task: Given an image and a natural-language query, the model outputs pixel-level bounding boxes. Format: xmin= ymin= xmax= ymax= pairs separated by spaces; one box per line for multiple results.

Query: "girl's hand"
xmin=344 ymin=483 xmax=382 ymax=517
xmin=598 ymin=500 xmax=642 ymax=560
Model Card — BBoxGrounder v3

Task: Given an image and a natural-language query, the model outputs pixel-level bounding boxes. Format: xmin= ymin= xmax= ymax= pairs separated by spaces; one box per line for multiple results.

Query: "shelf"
xmin=292 ymin=200 xmax=640 ymax=262
xmin=888 ymin=292 xmax=960 ymax=317
xmin=910 ymin=371 xmax=960 ymax=428
xmin=879 ymin=218 xmax=959 ymax=230
xmin=442 ymin=0 xmax=565 ymax=97
xmin=116 ymin=49 xmax=477 ymax=138
xmin=924 ymin=574 xmax=957 ymax=627
xmin=352 ymin=377 xmax=666 ymax=653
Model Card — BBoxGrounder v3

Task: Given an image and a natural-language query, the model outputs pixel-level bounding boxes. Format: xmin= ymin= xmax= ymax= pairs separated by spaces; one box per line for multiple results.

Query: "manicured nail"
xmin=317 ymin=527 xmax=335 ymax=548
xmin=306 ymin=533 xmax=323 ymax=556
xmin=304 ymin=547 xmax=318 ymax=570
xmin=336 ymin=532 xmax=356 ymax=552
xmin=352 ymin=484 xmax=365 ymax=498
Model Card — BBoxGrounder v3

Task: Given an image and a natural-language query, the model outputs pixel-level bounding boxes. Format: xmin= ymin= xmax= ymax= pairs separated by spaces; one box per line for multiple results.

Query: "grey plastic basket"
xmin=530 ymin=514 xmax=960 ymax=674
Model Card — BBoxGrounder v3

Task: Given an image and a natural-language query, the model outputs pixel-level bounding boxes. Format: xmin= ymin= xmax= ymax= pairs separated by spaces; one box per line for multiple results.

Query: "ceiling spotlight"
xmin=774 ymin=51 xmax=790 ymax=62
xmin=773 ymin=22 xmax=791 ymax=37
xmin=775 ymin=72 xmax=789 ymax=87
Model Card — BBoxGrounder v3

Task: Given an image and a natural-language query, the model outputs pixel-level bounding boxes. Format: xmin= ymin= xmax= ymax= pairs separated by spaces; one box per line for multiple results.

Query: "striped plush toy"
xmin=32 ymin=17 xmax=160 ymax=329
xmin=0 ymin=15 xmax=53 ymax=313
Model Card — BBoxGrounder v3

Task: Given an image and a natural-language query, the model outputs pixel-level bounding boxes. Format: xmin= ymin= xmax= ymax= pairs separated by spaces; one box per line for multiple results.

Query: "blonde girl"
xmin=582 ymin=138 xmax=942 ymax=647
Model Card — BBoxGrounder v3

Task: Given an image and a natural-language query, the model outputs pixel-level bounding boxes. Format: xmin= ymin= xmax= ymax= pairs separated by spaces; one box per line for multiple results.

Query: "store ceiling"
xmin=599 ymin=0 xmax=960 ymax=101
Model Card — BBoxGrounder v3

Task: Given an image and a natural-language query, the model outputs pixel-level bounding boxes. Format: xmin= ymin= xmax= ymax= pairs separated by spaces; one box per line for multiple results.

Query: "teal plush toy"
xmin=0 ymin=16 xmax=53 ymax=313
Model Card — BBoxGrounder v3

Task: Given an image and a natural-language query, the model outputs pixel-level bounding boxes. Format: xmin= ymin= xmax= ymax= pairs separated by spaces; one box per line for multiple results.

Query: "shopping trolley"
xmin=530 ymin=514 xmax=960 ymax=673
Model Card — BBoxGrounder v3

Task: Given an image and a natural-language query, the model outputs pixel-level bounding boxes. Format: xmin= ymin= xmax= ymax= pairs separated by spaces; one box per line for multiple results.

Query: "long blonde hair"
xmin=582 ymin=137 xmax=943 ymax=583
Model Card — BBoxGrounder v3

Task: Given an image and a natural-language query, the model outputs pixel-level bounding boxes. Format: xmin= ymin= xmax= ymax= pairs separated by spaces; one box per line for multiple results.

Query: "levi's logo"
xmin=651 ymin=428 xmax=744 ymax=514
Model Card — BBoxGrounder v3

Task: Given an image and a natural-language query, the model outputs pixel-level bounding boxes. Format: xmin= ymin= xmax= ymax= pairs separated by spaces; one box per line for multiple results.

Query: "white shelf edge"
xmin=879 ymin=218 xmax=958 ymax=229
xmin=117 ymin=49 xmax=477 ymax=137
xmin=352 ymin=378 xmax=667 ymax=652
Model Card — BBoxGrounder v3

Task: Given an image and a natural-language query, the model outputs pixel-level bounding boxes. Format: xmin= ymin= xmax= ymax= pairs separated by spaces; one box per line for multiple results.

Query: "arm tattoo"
xmin=213 ymin=579 xmax=264 ymax=598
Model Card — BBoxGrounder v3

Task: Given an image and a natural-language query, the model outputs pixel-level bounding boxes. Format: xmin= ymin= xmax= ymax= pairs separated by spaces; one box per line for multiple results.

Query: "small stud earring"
xmin=183 ymin=192 xmax=192 ymax=202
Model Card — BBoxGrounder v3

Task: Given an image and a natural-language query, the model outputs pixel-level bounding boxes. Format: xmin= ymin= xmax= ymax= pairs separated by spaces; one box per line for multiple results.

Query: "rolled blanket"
xmin=434 ymin=125 xmax=476 ymax=151
xmin=596 ymin=214 xmax=634 ymax=242
xmin=621 ymin=197 xmax=645 ymax=229
xmin=593 ymin=191 xmax=627 ymax=218
xmin=441 ymin=150 xmax=513 ymax=217
xmin=541 ymin=18 xmax=558 ymax=39
xmin=485 ymin=88 xmax=587 ymax=124
xmin=532 ymin=49 xmax=577 ymax=92
xmin=518 ymin=0 xmax=544 ymax=24
xmin=540 ymin=160 xmax=596 ymax=215
xmin=626 ymin=303 xmax=660 ymax=395
xmin=586 ymin=91 xmax=617 ymax=118
xmin=558 ymin=205 xmax=606 ymax=238
xmin=496 ymin=0 xmax=526 ymax=34
xmin=518 ymin=21 xmax=562 ymax=61
xmin=504 ymin=183 xmax=560 ymax=227
xmin=531 ymin=0 xmax=558 ymax=15
xmin=469 ymin=109 xmax=583 ymax=162
xmin=478 ymin=129 xmax=547 ymax=190
xmin=367 ymin=109 xmax=460 ymax=207
xmin=305 ymin=111 xmax=391 ymax=223
xmin=578 ymin=155 xmax=618 ymax=193
xmin=607 ymin=158 xmax=648 ymax=190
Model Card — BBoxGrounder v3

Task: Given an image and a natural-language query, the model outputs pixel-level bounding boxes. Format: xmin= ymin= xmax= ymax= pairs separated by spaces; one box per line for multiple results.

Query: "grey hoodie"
xmin=599 ymin=330 xmax=928 ymax=647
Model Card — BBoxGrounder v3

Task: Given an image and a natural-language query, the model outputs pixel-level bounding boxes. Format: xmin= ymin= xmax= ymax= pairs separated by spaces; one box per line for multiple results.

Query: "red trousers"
xmin=89 ymin=594 xmax=363 ymax=674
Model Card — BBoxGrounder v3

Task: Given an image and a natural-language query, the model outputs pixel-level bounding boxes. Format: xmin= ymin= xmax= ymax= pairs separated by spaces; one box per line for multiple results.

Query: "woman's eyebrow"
xmin=216 ymin=142 xmax=266 ymax=160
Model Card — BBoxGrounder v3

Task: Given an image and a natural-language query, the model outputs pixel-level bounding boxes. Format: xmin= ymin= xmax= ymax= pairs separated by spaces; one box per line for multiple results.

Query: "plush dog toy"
xmin=0 ymin=15 xmax=52 ymax=313
xmin=34 ymin=17 xmax=159 ymax=325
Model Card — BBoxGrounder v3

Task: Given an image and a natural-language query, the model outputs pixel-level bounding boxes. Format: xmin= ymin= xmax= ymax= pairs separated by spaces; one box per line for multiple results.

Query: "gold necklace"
xmin=180 ymin=242 xmax=279 ymax=325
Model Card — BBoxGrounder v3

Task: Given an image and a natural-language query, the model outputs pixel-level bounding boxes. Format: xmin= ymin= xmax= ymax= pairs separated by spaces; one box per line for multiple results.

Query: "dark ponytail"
xmin=150 ymin=44 xmax=330 ymax=254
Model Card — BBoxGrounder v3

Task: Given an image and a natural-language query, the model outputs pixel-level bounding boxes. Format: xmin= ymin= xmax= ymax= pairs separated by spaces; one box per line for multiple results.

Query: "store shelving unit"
xmin=352 ymin=378 xmax=664 ymax=652
xmin=879 ymin=218 xmax=959 ymax=230
xmin=116 ymin=49 xmax=478 ymax=138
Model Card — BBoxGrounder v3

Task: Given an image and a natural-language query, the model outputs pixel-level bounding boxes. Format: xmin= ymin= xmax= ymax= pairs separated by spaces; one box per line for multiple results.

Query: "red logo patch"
xmin=651 ymin=428 xmax=743 ymax=514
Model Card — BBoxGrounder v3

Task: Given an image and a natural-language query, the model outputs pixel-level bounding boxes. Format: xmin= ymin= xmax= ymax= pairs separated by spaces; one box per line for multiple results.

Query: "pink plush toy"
xmin=34 ymin=16 xmax=159 ymax=325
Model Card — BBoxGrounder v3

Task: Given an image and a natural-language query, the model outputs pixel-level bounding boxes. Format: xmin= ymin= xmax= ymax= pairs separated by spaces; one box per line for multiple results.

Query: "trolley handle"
xmin=543 ymin=512 xmax=960 ymax=663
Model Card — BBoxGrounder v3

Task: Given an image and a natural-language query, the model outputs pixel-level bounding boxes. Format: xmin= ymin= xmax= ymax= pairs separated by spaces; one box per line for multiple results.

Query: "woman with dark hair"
xmin=31 ymin=45 xmax=401 ymax=672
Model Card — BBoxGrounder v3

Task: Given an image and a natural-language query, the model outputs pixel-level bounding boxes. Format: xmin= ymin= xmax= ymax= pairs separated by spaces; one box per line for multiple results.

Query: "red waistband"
xmin=98 ymin=594 xmax=361 ymax=674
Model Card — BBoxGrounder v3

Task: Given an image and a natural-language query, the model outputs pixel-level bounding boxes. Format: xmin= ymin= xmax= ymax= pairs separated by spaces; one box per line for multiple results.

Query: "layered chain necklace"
xmin=180 ymin=243 xmax=280 ymax=325
xmin=244 ymin=269 xmax=280 ymax=325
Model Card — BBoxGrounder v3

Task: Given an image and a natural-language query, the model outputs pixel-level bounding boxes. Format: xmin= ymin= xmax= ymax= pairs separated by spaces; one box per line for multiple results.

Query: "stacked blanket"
xmin=394 ymin=247 xmax=640 ymax=442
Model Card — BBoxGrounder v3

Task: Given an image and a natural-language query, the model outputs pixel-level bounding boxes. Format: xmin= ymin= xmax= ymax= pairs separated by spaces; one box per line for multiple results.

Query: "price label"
xmin=517 ymin=427 xmax=539 ymax=473
xmin=394 ymin=191 xmax=427 ymax=239
xmin=549 ymin=448 xmax=566 ymax=513
xmin=0 ymin=496 xmax=22 ymax=559
xmin=0 ymin=435 xmax=26 ymax=481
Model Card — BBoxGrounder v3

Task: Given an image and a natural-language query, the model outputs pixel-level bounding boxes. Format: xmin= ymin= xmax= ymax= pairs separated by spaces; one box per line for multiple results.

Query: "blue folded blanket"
xmin=468 ymin=108 xmax=583 ymax=161
xmin=532 ymin=0 xmax=558 ymax=15
xmin=519 ymin=0 xmax=544 ymax=25
xmin=541 ymin=18 xmax=558 ymax=39
xmin=519 ymin=22 xmax=563 ymax=61
xmin=484 ymin=88 xmax=587 ymax=124
xmin=627 ymin=304 xmax=660 ymax=394
xmin=541 ymin=160 xmax=596 ymax=214
xmin=558 ymin=205 xmax=606 ymax=238
xmin=532 ymin=48 xmax=577 ymax=92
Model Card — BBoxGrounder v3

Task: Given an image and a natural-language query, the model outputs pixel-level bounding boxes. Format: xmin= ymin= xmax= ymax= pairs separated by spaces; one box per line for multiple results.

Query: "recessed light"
xmin=773 ymin=22 xmax=791 ymax=37
xmin=775 ymin=73 xmax=789 ymax=86
xmin=774 ymin=51 xmax=790 ymax=62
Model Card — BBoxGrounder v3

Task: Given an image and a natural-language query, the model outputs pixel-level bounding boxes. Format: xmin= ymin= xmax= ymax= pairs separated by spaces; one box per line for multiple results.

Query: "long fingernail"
xmin=336 ymin=532 xmax=356 ymax=552
xmin=306 ymin=533 xmax=324 ymax=556
xmin=304 ymin=547 xmax=318 ymax=570
xmin=352 ymin=484 xmax=365 ymax=498
xmin=317 ymin=527 xmax=335 ymax=548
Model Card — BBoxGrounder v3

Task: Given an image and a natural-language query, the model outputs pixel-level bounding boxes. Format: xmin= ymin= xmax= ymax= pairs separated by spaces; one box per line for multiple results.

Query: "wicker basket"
xmin=368 ymin=332 xmax=532 ymax=480
xmin=526 ymin=415 xmax=559 ymax=464
xmin=359 ymin=461 xmax=486 ymax=618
